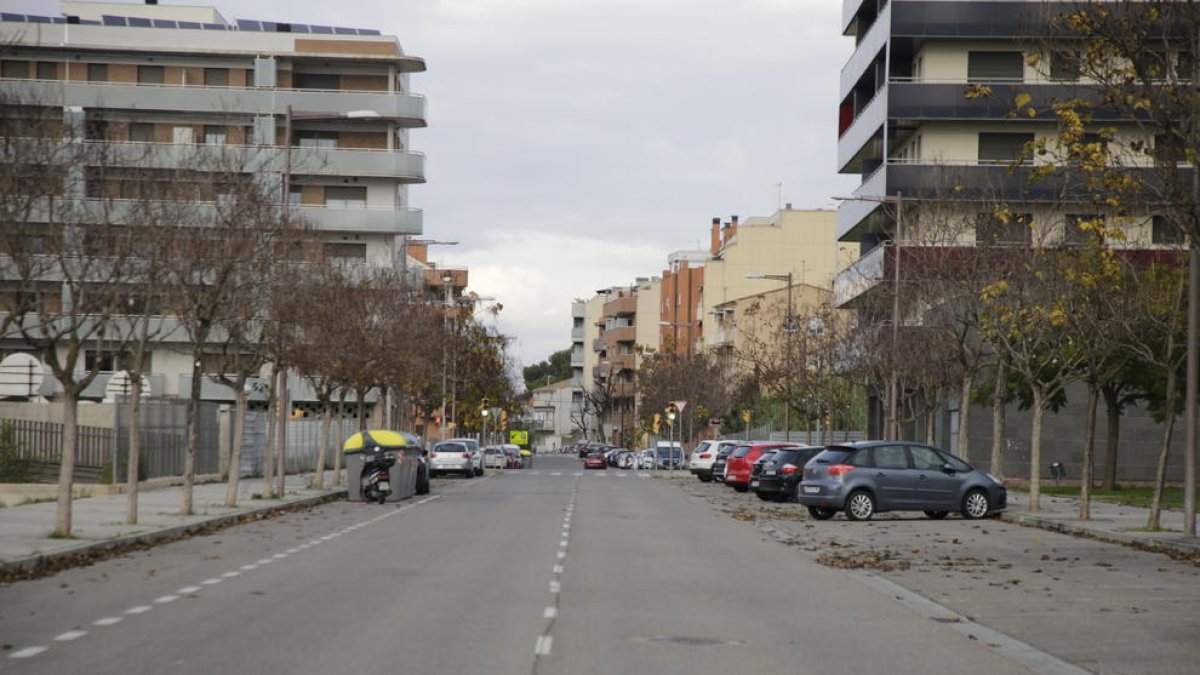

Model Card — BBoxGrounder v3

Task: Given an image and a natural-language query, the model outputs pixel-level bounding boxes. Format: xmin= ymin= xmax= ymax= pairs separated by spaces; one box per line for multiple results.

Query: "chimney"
xmin=710 ymin=217 xmax=721 ymax=255
xmin=729 ymin=215 xmax=739 ymax=241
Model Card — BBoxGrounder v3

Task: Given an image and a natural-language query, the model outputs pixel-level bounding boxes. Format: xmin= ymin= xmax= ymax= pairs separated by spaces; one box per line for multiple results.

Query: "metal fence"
xmin=1 ymin=418 xmax=113 ymax=476
xmin=238 ymin=412 xmax=353 ymax=478
xmin=113 ymin=399 xmax=220 ymax=482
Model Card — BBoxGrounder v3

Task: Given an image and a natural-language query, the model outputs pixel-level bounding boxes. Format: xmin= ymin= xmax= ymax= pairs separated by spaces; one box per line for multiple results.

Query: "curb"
xmin=998 ymin=511 xmax=1200 ymax=557
xmin=0 ymin=489 xmax=348 ymax=579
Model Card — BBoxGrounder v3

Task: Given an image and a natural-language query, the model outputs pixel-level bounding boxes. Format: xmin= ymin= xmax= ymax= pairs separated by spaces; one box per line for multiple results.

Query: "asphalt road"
xmin=0 ymin=454 xmax=1193 ymax=674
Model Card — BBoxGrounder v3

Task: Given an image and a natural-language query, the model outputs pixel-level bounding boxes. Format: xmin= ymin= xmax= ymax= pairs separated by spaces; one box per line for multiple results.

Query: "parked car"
xmin=726 ymin=442 xmax=805 ymax=492
xmin=428 ymin=441 xmax=474 ymax=478
xmin=634 ymin=449 xmax=655 ymax=470
xmin=796 ymin=441 xmax=1007 ymax=521
xmin=583 ymin=451 xmax=606 ymax=470
xmin=655 ymin=446 xmax=684 ymax=470
xmin=446 ymin=437 xmax=484 ymax=476
xmin=751 ymin=446 xmax=824 ymax=502
xmin=482 ymin=446 xmax=507 ymax=469
xmin=616 ymin=451 xmax=635 ymax=469
xmin=502 ymin=444 xmax=525 ymax=468
xmin=710 ymin=443 xmax=744 ymax=483
xmin=747 ymin=449 xmax=779 ymax=497
xmin=689 ymin=439 xmax=738 ymax=482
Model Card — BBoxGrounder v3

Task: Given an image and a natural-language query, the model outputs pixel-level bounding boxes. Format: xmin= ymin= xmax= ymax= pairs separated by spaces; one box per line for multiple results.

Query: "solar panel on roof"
xmin=101 ymin=15 xmax=126 ymax=26
xmin=333 ymin=26 xmax=354 ymax=34
xmin=80 ymin=19 xmax=100 ymax=25
xmin=177 ymin=21 xmax=199 ymax=29
xmin=51 ymin=17 xmax=64 ymax=23
xmin=259 ymin=21 xmax=276 ymax=31
xmin=236 ymin=19 xmax=260 ymax=31
xmin=309 ymin=25 xmax=332 ymax=34
xmin=152 ymin=19 xmax=177 ymax=28
xmin=0 ymin=13 xmax=22 ymax=22
xmin=29 ymin=14 xmax=52 ymax=23
xmin=359 ymin=29 xmax=380 ymax=35
xmin=202 ymin=22 xmax=225 ymax=30
xmin=127 ymin=17 xmax=151 ymax=27
xmin=289 ymin=24 xmax=309 ymax=33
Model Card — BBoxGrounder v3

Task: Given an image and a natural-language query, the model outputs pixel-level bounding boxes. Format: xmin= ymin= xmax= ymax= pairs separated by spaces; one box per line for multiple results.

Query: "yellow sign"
xmin=509 ymin=430 xmax=529 ymax=446
xmin=741 ymin=409 xmax=752 ymax=423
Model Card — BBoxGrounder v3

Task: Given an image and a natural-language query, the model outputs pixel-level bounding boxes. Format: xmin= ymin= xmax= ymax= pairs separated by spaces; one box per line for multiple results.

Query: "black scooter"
xmin=361 ymin=448 xmax=397 ymax=504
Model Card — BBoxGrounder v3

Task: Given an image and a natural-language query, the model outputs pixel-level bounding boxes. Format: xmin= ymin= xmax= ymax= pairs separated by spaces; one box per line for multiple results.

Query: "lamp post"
xmin=832 ymin=192 xmax=904 ymax=440
xmin=666 ymin=408 xmax=677 ymax=472
xmin=745 ymin=272 xmax=794 ymax=441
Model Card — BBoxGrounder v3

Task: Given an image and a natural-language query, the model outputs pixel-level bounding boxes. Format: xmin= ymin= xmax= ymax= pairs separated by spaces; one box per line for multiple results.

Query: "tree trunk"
xmin=333 ymin=392 xmax=346 ymax=487
xmin=54 ymin=389 xmax=79 ymax=537
xmin=357 ymin=390 xmax=367 ymax=432
xmin=1079 ymin=383 xmax=1099 ymax=520
xmin=990 ymin=360 xmax=1007 ymax=479
xmin=224 ymin=387 xmax=248 ymax=507
xmin=1029 ymin=387 xmax=1045 ymax=513
xmin=957 ymin=372 xmax=974 ymax=461
xmin=262 ymin=366 xmax=276 ymax=499
xmin=1101 ymin=384 xmax=1122 ymax=491
xmin=1148 ymin=369 xmax=1179 ymax=530
xmin=182 ymin=359 xmax=203 ymax=516
xmin=276 ymin=367 xmax=286 ymax=499
xmin=315 ymin=394 xmax=331 ymax=490
xmin=125 ymin=377 xmax=142 ymax=525
xmin=924 ymin=388 xmax=938 ymax=445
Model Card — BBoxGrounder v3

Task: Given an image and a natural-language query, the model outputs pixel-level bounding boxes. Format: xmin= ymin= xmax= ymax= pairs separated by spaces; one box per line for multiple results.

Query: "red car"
xmin=725 ymin=442 xmax=804 ymax=492
xmin=583 ymin=451 xmax=606 ymax=470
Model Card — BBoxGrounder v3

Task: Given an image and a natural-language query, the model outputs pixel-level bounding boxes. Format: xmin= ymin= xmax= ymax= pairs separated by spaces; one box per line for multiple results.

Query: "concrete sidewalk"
xmin=0 ymin=472 xmax=347 ymax=575
xmin=1000 ymin=491 xmax=1200 ymax=556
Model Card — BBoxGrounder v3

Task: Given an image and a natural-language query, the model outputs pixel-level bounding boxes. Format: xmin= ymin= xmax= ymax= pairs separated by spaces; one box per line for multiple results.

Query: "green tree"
xmin=523 ymin=348 xmax=573 ymax=392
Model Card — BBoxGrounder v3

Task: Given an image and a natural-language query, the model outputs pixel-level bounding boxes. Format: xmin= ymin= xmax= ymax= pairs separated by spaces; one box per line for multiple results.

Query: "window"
xmin=137 ymin=65 xmax=164 ymax=84
xmin=967 ymin=51 xmax=1023 ymax=82
xmin=1 ymin=60 xmax=30 ymax=79
xmin=976 ymin=212 xmax=1033 ymax=246
xmin=1154 ymin=134 xmax=1185 ymax=163
xmin=295 ymin=130 xmax=338 ymax=148
xmin=1152 ymin=215 xmax=1186 ymax=245
xmin=873 ymin=446 xmax=909 ymax=470
xmin=172 ymin=126 xmax=194 ymax=144
xmin=203 ymin=68 xmax=229 ymax=86
xmin=324 ymin=186 xmax=366 ymax=207
xmin=204 ymin=125 xmax=226 ymax=145
xmin=1176 ymin=51 xmax=1194 ymax=81
xmin=288 ymin=186 xmax=303 ymax=205
xmin=293 ymin=72 xmax=339 ymax=90
xmin=322 ymin=242 xmax=367 ymax=260
xmin=245 ymin=68 xmax=255 ymax=87
xmin=1064 ymin=214 xmax=1103 ymax=246
xmin=1049 ymin=50 xmax=1080 ymax=81
xmin=129 ymin=123 xmax=154 ymax=142
xmin=1134 ymin=50 xmax=1168 ymax=80
xmin=909 ymin=446 xmax=946 ymax=471
xmin=978 ymin=132 xmax=1033 ymax=163
xmin=87 ymin=63 xmax=108 ymax=82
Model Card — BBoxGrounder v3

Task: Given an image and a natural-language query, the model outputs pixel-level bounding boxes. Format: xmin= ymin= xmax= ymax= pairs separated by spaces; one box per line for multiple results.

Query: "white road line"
xmin=9 ymin=646 xmax=47 ymax=659
xmin=93 ymin=617 xmax=122 ymax=627
xmin=535 ymin=635 xmax=553 ymax=656
xmin=559 ymin=539 xmax=569 ymax=547
xmin=154 ymin=595 xmax=179 ymax=604
xmin=572 ymin=472 xmax=583 ymax=476
xmin=285 ymin=549 xmax=299 ymax=554
xmin=553 ymin=565 xmax=563 ymax=574
xmin=201 ymin=578 xmax=223 ymax=585
xmin=549 ymin=580 xmax=561 ymax=593
xmin=125 ymin=606 xmax=152 ymax=615
xmin=256 ymin=559 xmax=273 ymax=565
xmin=550 ymin=472 xmax=562 ymax=476
xmin=222 ymin=571 xmax=240 ymax=578
xmin=556 ymin=551 xmax=566 ymax=560
xmin=178 ymin=586 xmax=202 ymax=594
xmin=54 ymin=630 xmax=86 ymax=641
xmin=639 ymin=473 xmax=650 ymax=478
xmin=543 ymin=606 xmax=557 ymax=619
xmin=240 ymin=564 xmax=258 ymax=571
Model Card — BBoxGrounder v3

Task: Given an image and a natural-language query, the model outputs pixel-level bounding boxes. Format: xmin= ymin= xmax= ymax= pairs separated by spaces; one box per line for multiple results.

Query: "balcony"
xmin=571 ymin=326 xmax=585 ymax=341
xmin=570 ymin=351 xmax=584 ymax=368
xmin=604 ymin=325 xmax=636 ymax=345
xmin=837 ymin=165 xmax=888 ymax=241
xmin=592 ymin=338 xmax=607 ymax=353
xmin=833 ymin=244 xmax=887 ymax=308
xmin=296 ymin=204 xmax=422 ymax=234
xmin=887 ymin=82 xmax=1114 ymax=122
xmin=602 ymin=294 xmax=637 ymax=317
xmin=837 ymin=88 xmax=887 ymax=173
xmin=609 ymin=354 xmax=636 ymax=372
xmin=0 ymin=79 xmax=427 ymax=126
xmin=840 ymin=0 xmax=891 ymax=99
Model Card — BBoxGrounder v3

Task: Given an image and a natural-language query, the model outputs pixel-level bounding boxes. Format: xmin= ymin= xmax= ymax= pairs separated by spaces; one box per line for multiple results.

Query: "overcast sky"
xmin=6 ymin=0 xmax=856 ymax=369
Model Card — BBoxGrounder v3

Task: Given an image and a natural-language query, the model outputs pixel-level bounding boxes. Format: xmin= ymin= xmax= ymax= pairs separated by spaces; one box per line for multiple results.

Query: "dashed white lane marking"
xmin=154 ymin=595 xmax=179 ymax=604
xmin=240 ymin=564 xmax=258 ymax=571
xmin=549 ymin=580 xmax=561 ymax=593
xmin=54 ymin=630 xmax=86 ymax=641
xmin=639 ymin=473 xmax=650 ymax=478
xmin=126 ymin=606 xmax=152 ymax=615
xmin=556 ymin=551 xmax=566 ymax=560
xmin=543 ymin=607 xmax=557 ymax=619
xmin=201 ymin=578 xmax=222 ymax=585
xmin=553 ymin=565 xmax=564 ymax=574
xmin=560 ymin=539 xmax=569 ymax=547
xmin=550 ymin=472 xmax=562 ymax=476
xmin=222 ymin=571 xmax=240 ymax=578
xmin=94 ymin=617 xmax=122 ymax=627
xmin=256 ymin=559 xmax=273 ymax=565
xmin=285 ymin=548 xmax=300 ymax=554
xmin=535 ymin=635 xmax=553 ymax=656
xmin=572 ymin=472 xmax=583 ymax=476
xmin=178 ymin=586 xmax=202 ymax=594
xmin=9 ymin=646 xmax=47 ymax=659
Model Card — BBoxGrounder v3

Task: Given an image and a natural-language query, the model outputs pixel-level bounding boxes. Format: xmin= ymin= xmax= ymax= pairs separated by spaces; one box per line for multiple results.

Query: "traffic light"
xmin=652 ymin=413 xmax=661 ymax=433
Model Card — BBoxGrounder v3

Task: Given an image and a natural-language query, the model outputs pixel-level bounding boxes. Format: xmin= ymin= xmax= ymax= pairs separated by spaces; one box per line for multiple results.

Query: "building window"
xmin=1154 ymin=134 xmax=1185 ymax=163
xmin=295 ymin=130 xmax=338 ymax=148
xmin=204 ymin=68 xmax=229 ymax=86
xmin=978 ymin=132 xmax=1033 ymax=164
xmin=36 ymin=62 xmax=58 ymax=80
xmin=1064 ymin=214 xmax=1104 ymax=246
xmin=129 ymin=123 xmax=155 ymax=142
xmin=975 ymin=212 xmax=1033 ymax=246
xmin=1152 ymin=215 xmax=1186 ymax=245
xmin=1 ymin=60 xmax=30 ymax=79
xmin=293 ymin=72 xmax=339 ymax=90
xmin=323 ymin=242 xmax=367 ymax=260
xmin=324 ymin=186 xmax=367 ymax=207
xmin=172 ymin=126 xmax=195 ymax=144
xmin=87 ymin=63 xmax=108 ymax=82
xmin=204 ymin=125 xmax=227 ymax=145
xmin=967 ymin=51 xmax=1023 ymax=83
xmin=1176 ymin=51 xmax=1194 ymax=81
xmin=1049 ymin=51 xmax=1080 ymax=81
xmin=137 ymin=65 xmax=164 ymax=84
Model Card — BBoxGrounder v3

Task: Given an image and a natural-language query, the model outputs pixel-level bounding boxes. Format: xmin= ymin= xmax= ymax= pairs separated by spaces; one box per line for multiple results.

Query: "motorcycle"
xmin=360 ymin=448 xmax=397 ymax=504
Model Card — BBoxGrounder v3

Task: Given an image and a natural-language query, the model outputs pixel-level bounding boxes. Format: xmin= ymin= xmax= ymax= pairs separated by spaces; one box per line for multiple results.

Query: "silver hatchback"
xmin=429 ymin=441 xmax=474 ymax=478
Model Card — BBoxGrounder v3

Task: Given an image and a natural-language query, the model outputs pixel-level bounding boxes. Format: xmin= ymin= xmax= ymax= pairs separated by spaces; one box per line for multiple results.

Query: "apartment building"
xmin=659 ymin=252 xmax=705 ymax=358
xmin=0 ymin=1 xmax=428 ymax=403
xmin=833 ymin=0 xmax=1187 ymax=476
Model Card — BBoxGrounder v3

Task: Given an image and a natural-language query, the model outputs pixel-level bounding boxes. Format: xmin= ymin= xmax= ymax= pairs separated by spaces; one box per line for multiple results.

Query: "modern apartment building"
xmin=0 ymin=1 xmax=428 ymax=403
xmin=833 ymin=0 xmax=1187 ymax=477
xmin=659 ymin=251 xmax=705 ymax=358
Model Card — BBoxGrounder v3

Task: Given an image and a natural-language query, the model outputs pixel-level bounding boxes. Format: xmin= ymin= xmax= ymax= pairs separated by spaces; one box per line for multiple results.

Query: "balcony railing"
xmin=833 ymin=244 xmax=887 ymax=308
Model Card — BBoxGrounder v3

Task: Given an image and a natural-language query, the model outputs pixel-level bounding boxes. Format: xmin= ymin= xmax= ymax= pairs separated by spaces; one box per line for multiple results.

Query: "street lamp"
xmin=745 ymin=271 xmax=795 ymax=441
xmin=665 ymin=407 xmax=677 ymax=472
xmin=832 ymin=192 xmax=904 ymax=440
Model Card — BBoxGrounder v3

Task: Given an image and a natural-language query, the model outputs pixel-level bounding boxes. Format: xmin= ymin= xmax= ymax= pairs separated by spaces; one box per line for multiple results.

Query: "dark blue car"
xmin=796 ymin=441 xmax=1006 ymax=521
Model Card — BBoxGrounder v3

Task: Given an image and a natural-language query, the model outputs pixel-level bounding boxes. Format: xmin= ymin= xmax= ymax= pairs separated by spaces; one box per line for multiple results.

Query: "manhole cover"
xmin=630 ymin=635 xmax=743 ymax=647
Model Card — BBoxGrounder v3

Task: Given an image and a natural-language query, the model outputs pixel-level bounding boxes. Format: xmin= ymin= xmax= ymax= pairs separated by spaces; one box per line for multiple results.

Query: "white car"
xmin=690 ymin=439 xmax=739 ymax=482
xmin=429 ymin=440 xmax=474 ymax=478
xmin=447 ymin=437 xmax=484 ymax=476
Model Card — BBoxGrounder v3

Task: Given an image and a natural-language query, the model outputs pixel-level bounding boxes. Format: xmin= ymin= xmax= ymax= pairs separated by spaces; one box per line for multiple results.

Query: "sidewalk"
xmin=0 ymin=472 xmax=347 ymax=576
xmin=1000 ymin=491 xmax=1200 ymax=557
